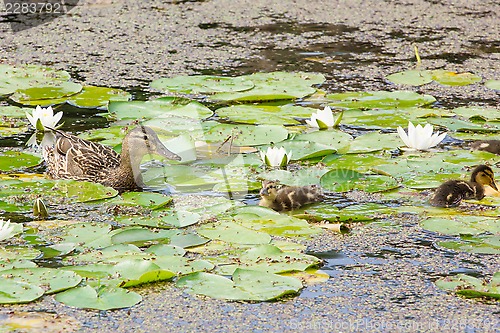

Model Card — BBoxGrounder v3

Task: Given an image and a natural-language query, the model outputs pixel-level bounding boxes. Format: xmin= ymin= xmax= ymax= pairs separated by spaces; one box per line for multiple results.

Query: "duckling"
xmin=43 ymin=125 xmax=181 ymax=192
xmin=429 ymin=165 xmax=498 ymax=207
xmin=470 ymin=140 xmax=500 ymax=155
xmin=258 ymin=180 xmax=323 ymax=211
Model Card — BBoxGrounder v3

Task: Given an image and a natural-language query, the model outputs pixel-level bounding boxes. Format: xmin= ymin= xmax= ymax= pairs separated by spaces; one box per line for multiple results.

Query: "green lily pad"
xmin=259 ymin=167 xmax=329 ymax=186
xmin=216 ymin=104 xmax=317 ymax=125
xmin=485 ymin=79 xmax=500 ymax=90
xmin=0 ymin=151 xmax=40 ymax=171
xmin=60 ymin=223 xmax=112 ymax=250
xmin=152 ymin=256 xmax=214 ymax=275
xmin=176 ymin=268 xmax=303 ymax=301
xmin=346 ymin=132 xmax=402 ymax=153
xmin=0 ymin=64 xmax=71 ymax=96
xmin=55 ymin=285 xmax=142 ymax=310
xmin=0 ymin=280 xmax=44 ymax=304
xmin=151 ymin=75 xmax=255 ymax=94
xmin=438 ymin=236 xmax=500 ymax=254
xmin=320 ymin=168 xmax=399 ymax=193
xmin=430 ymin=69 xmax=482 ymax=86
xmin=110 ymin=227 xmax=177 ymax=246
xmin=210 ymin=72 xmax=325 ymax=102
xmin=204 ymin=124 xmax=288 ymax=146
xmin=451 ymin=106 xmax=500 ymax=122
xmin=292 ymin=130 xmax=352 ymax=152
xmin=421 ymin=216 xmax=499 ymax=235
xmin=114 ymin=259 xmax=176 ymax=288
xmin=107 ymin=97 xmax=213 ymax=121
xmin=198 ymin=221 xmax=271 ymax=245
xmin=435 ymin=273 xmax=499 ymax=300
xmin=386 ymin=69 xmax=434 ymax=86
xmin=233 ymin=213 xmax=322 ymax=238
xmin=114 ymin=192 xmax=173 ymax=209
xmin=67 ymin=86 xmax=131 ymax=109
xmin=272 ymin=140 xmax=336 ymax=160
xmin=429 ymin=117 xmax=499 ymax=132
xmin=0 ymin=247 xmax=41 ymax=261
xmin=10 ymin=81 xmax=83 ymax=106
xmin=0 ymin=268 xmax=81 ymax=294
xmin=326 ymin=91 xmax=436 ymax=109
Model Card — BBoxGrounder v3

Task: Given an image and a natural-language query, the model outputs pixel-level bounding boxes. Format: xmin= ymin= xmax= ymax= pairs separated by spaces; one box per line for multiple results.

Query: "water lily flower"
xmin=26 ymin=105 xmax=63 ymax=131
xmin=0 ymin=219 xmax=15 ymax=242
xmin=306 ymin=106 xmax=341 ymax=129
xmin=260 ymin=147 xmax=292 ymax=168
xmin=397 ymin=121 xmax=446 ymax=150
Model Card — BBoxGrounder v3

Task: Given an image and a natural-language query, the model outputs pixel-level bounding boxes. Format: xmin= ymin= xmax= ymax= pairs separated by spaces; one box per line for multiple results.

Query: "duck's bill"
xmin=156 ymin=145 xmax=181 ymax=161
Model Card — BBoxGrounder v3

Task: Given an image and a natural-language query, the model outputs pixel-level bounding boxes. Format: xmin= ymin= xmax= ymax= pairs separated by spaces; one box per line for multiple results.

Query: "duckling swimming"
xmin=429 ymin=165 xmax=498 ymax=207
xmin=43 ymin=126 xmax=181 ymax=192
xmin=470 ymin=140 xmax=500 ymax=155
xmin=258 ymin=180 xmax=323 ymax=211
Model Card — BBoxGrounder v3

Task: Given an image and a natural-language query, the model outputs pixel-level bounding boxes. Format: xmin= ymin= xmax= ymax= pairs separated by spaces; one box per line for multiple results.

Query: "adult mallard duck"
xmin=259 ymin=180 xmax=323 ymax=211
xmin=429 ymin=165 xmax=498 ymax=207
xmin=43 ymin=125 xmax=181 ymax=192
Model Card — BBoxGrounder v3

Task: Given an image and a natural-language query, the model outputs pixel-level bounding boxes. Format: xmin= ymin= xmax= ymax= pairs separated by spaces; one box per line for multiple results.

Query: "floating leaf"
xmin=0 ymin=280 xmax=44 ymax=304
xmin=114 ymin=192 xmax=173 ymax=209
xmin=0 ymin=268 xmax=82 ymax=294
xmin=10 ymin=81 xmax=83 ymax=106
xmin=67 ymin=86 xmax=131 ymax=109
xmin=320 ymin=168 xmax=399 ymax=193
xmin=271 ymin=140 xmax=336 ymax=160
xmin=386 ymin=69 xmax=433 ymax=86
xmin=420 ymin=216 xmax=499 ymax=236
xmin=292 ymin=130 xmax=352 ymax=152
xmin=233 ymin=213 xmax=322 ymax=238
xmin=177 ymin=268 xmax=303 ymax=301
xmin=485 ymin=79 xmax=500 ymax=90
xmin=114 ymin=259 xmax=176 ymax=288
xmin=451 ymin=106 xmax=500 ymax=122
xmin=110 ymin=227 xmax=177 ymax=246
xmin=435 ymin=273 xmax=499 ymax=300
xmin=151 ymin=75 xmax=255 ymax=94
xmin=0 ymin=64 xmax=71 ymax=96
xmin=198 ymin=221 xmax=271 ymax=245
xmin=0 ymin=151 xmax=40 ymax=171
xmin=204 ymin=124 xmax=288 ymax=146
xmin=326 ymin=91 xmax=436 ymax=109
xmin=346 ymin=132 xmax=402 ymax=153
xmin=430 ymin=69 xmax=482 ymax=86
xmin=55 ymin=285 xmax=142 ymax=310
xmin=216 ymin=104 xmax=317 ymax=125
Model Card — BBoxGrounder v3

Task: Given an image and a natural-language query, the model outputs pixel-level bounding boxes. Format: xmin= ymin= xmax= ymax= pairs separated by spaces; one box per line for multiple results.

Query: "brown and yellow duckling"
xmin=429 ymin=165 xmax=498 ymax=207
xmin=43 ymin=125 xmax=181 ymax=192
xmin=470 ymin=140 xmax=500 ymax=155
xmin=258 ymin=180 xmax=324 ymax=211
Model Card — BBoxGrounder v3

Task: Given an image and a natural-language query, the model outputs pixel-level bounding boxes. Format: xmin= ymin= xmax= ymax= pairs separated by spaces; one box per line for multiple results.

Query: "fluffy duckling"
xmin=470 ymin=140 xmax=500 ymax=155
xmin=43 ymin=126 xmax=181 ymax=192
xmin=259 ymin=180 xmax=323 ymax=211
xmin=429 ymin=165 xmax=498 ymax=207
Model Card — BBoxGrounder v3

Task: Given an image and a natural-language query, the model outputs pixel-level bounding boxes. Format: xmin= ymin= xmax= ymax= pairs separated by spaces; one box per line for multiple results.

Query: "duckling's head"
xmin=124 ymin=126 xmax=181 ymax=162
xmin=259 ymin=180 xmax=280 ymax=200
xmin=471 ymin=165 xmax=498 ymax=191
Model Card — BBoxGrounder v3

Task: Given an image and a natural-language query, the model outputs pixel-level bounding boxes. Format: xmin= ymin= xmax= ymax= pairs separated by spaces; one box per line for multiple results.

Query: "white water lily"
xmin=0 ymin=219 xmax=15 ymax=242
xmin=397 ymin=121 xmax=446 ymax=150
xmin=26 ymin=105 xmax=63 ymax=131
xmin=306 ymin=106 xmax=336 ymax=129
xmin=260 ymin=146 xmax=292 ymax=167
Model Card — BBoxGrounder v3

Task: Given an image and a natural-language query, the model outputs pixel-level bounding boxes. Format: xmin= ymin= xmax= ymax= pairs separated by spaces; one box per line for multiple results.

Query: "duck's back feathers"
xmin=429 ymin=180 xmax=483 ymax=207
xmin=259 ymin=181 xmax=323 ymax=211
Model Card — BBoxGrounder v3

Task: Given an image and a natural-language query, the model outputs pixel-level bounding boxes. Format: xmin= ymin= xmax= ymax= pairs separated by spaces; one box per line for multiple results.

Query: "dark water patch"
xmin=310 ymin=250 xmax=387 ymax=277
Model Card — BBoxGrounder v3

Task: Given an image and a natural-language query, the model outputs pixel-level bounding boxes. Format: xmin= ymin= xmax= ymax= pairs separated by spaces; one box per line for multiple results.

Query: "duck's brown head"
xmin=260 ymin=180 xmax=280 ymax=200
xmin=471 ymin=165 xmax=498 ymax=191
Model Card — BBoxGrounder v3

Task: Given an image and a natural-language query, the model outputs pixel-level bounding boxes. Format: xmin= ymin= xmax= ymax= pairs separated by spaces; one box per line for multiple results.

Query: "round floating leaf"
xmin=216 ymin=104 xmax=317 ymax=125
xmin=438 ymin=236 xmax=500 ymax=255
xmin=60 ymin=223 xmax=112 ymax=249
xmin=11 ymin=81 xmax=83 ymax=106
xmin=260 ymin=168 xmax=328 ymax=186
xmin=346 ymin=132 xmax=402 ymax=153
xmin=420 ymin=216 xmax=499 ymax=236
xmin=320 ymin=168 xmax=399 ymax=193
xmin=108 ymin=98 xmax=213 ymax=121
xmin=67 ymin=86 xmax=131 ymax=109
xmin=273 ymin=140 xmax=336 ymax=160
xmin=386 ymin=69 xmax=433 ymax=86
xmin=151 ymin=75 xmax=255 ymax=94
xmin=451 ymin=106 xmax=500 ymax=122
xmin=233 ymin=213 xmax=322 ymax=238
xmin=430 ymin=69 xmax=482 ymax=86
xmin=110 ymin=227 xmax=177 ymax=246
xmin=204 ymin=124 xmax=288 ymax=146
xmin=114 ymin=259 xmax=176 ymax=288
xmin=115 ymin=192 xmax=173 ymax=209
xmin=198 ymin=221 xmax=271 ymax=245
xmin=293 ymin=130 xmax=352 ymax=152
xmin=55 ymin=285 xmax=142 ymax=310
xmin=0 ymin=279 xmax=44 ymax=304
xmin=0 ymin=247 xmax=41 ymax=261
xmin=436 ymin=274 xmax=500 ymax=300
xmin=153 ymin=256 xmax=214 ymax=275
xmin=0 ymin=268 xmax=82 ymax=294
xmin=326 ymin=91 xmax=436 ymax=109
xmin=485 ymin=79 xmax=500 ymax=90
xmin=0 ymin=64 xmax=71 ymax=96
xmin=428 ymin=118 xmax=499 ymax=132
xmin=210 ymin=72 xmax=325 ymax=102
xmin=176 ymin=268 xmax=303 ymax=301
xmin=0 ymin=151 xmax=40 ymax=171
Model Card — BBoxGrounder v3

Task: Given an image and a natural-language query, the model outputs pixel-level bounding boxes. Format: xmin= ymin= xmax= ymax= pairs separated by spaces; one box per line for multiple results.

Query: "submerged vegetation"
xmin=0 ymin=63 xmax=498 ymax=309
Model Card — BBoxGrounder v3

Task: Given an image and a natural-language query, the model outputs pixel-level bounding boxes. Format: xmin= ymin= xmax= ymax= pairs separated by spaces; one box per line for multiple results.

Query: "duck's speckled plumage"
xmin=43 ymin=126 xmax=180 ymax=192
xmin=429 ymin=165 xmax=498 ymax=207
xmin=471 ymin=140 xmax=500 ymax=155
xmin=259 ymin=180 xmax=323 ymax=211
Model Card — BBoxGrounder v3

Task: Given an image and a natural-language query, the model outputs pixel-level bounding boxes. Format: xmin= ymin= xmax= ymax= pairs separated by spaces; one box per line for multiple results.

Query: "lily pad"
xmin=204 ymin=124 xmax=288 ymax=146
xmin=114 ymin=259 xmax=176 ymax=288
xmin=430 ymin=69 xmax=482 ymax=86
xmin=320 ymin=168 xmax=399 ymax=193
xmin=386 ymin=69 xmax=433 ymax=86
xmin=435 ymin=273 xmax=499 ymax=300
xmin=67 ymin=86 xmax=131 ymax=109
xmin=197 ymin=221 xmax=271 ymax=245
xmin=451 ymin=106 xmax=500 ymax=122
xmin=233 ymin=213 xmax=322 ymax=238
xmin=151 ymin=75 xmax=255 ymax=94
xmin=0 ymin=64 xmax=71 ymax=96
xmin=55 ymin=285 xmax=142 ymax=310
xmin=10 ymin=81 xmax=83 ymax=106
xmin=0 ymin=151 xmax=40 ymax=171
xmin=485 ymin=79 xmax=500 ymax=90
xmin=272 ymin=140 xmax=336 ymax=160
xmin=292 ymin=130 xmax=352 ymax=152
xmin=176 ymin=268 xmax=303 ymax=301
xmin=420 ymin=216 xmax=499 ymax=236
xmin=326 ymin=91 xmax=436 ymax=109
xmin=346 ymin=132 xmax=402 ymax=153
xmin=0 ymin=280 xmax=44 ymax=304
xmin=0 ymin=268 xmax=82 ymax=294
xmin=216 ymin=104 xmax=317 ymax=125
